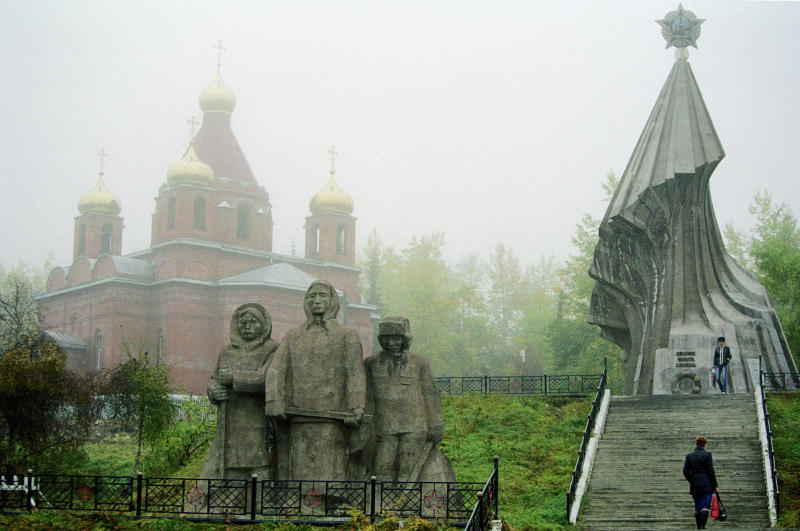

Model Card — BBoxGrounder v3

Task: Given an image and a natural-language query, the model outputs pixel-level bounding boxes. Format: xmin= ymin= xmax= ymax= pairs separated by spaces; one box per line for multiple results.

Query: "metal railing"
xmin=0 ymin=468 xmax=494 ymax=526
xmin=761 ymin=371 xmax=799 ymax=393
xmin=759 ymin=358 xmax=784 ymax=518
xmin=464 ymin=456 xmax=499 ymax=531
xmin=566 ymin=357 xmax=607 ymax=520
xmin=435 ymin=374 xmax=602 ymax=396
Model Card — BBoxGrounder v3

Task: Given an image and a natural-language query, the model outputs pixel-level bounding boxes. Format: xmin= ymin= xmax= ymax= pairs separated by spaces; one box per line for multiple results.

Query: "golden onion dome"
xmin=198 ymin=69 xmax=236 ymax=114
xmin=309 ymin=170 xmax=354 ymax=215
xmin=77 ymin=172 xmax=121 ymax=216
xmin=166 ymin=141 xmax=214 ymax=187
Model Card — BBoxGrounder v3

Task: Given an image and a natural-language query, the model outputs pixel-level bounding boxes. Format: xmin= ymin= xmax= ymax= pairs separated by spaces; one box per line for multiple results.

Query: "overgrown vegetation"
xmin=103 ymin=346 xmax=178 ymax=478
xmin=766 ymin=393 xmax=800 ymax=528
xmin=442 ymin=395 xmax=589 ymax=531
xmin=0 ymin=261 xmax=105 ymax=474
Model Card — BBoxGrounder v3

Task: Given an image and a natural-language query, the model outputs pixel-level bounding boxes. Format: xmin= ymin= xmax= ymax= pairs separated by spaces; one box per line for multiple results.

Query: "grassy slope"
xmin=766 ymin=393 xmax=800 ymax=528
xmin=441 ymin=395 xmax=590 ymax=531
xmin=7 ymin=393 xmax=798 ymax=530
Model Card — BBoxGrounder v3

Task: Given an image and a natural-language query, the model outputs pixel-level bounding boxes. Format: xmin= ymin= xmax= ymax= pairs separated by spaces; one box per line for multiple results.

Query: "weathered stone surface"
xmin=264 ymin=280 xmax=366 ymax=481
xmin=200 ymin=303 xmax=284 ymax=481
xmin=362 ymin=317 xmax=456 ymax=483
xmin=588 ymin=53 xmax=797 ymax=395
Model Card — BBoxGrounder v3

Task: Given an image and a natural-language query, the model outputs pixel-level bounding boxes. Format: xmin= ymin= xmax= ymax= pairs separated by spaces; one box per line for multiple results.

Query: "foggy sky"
xmin=2 ymin=1 xmax=798 ymax=274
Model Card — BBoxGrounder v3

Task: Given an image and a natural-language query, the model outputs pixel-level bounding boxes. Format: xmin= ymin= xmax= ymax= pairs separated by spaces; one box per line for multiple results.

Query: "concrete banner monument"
xmin=588 ymin=5 xmax=797 ymax=395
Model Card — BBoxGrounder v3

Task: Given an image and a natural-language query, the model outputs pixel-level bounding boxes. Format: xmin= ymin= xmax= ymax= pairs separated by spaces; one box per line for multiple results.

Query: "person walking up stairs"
xmin=580 ymin=394 xmax=768 ymax=530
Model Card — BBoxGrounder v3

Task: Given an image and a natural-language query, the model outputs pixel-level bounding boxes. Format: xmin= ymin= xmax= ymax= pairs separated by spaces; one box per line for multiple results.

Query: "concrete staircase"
xmin=580 ymin=394 xmax=769 ymax=530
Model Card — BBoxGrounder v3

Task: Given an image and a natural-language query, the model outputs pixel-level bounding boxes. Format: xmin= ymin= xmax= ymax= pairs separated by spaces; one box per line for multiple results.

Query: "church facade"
xmin=36 ymin=67 xmax=378 ymax=394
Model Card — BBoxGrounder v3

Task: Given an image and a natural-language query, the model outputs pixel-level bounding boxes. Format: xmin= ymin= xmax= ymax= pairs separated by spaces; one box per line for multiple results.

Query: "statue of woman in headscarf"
xmin=200 ymin=303 xmax=283 ymax=481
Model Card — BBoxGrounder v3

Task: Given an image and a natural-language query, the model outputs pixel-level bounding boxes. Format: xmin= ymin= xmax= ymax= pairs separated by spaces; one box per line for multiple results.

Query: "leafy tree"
xmin=448 ymin=254 xmax=495 ymax=374
xmin=103 ymin=344 xmax=177 ymax=477
xmin=548 ymin=172 xmax=625 ymax=389
xmin=359 ymin=228 xmax=386 ymax=313
xmin=0 ymin=274 xmax=39 ymax=350
xmin=722 ymin=190 xmax=800 ymax=361
xmin=0 ymin=266 xmax=103 ymax=474
xmin=143 ymin=398 xmax=215 ymax=477
xmin=752 ymin=237 xmax=800 ymax=359
xmin=722 ymin=221 xmax=756 ymax=272
xmin=518 ymin=255 xmax=561 ymax=374
xmin=0 ymin=336 xmax=103 ymax=474
xmin=382 ymin=233 xmax=460 ymax=374
xmin=482 ymin=244 xmax=526 ymax=374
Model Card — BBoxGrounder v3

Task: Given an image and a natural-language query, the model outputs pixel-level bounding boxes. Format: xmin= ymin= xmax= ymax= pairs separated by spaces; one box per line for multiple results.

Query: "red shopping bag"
xmin=711 ymin=494 xmax=720 ymax=520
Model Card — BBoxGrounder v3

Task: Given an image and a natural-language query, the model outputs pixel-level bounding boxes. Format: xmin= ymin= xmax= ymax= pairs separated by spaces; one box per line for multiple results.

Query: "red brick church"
xmin=36 ymin=66 xmax=378 ymax=394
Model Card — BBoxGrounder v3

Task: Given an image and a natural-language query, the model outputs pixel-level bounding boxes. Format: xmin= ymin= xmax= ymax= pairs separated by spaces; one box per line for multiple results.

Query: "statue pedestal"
xmin=653 ymin=333 xmax=715 ymax=395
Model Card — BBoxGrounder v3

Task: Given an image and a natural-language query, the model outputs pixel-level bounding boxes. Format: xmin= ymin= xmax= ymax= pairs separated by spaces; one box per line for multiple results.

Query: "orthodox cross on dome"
xmin=213 ymin=39 xmax=227 ymax=69
xmin=328 ymin=146 xmax=339 ymax=173
xmin=97 ymin=148 xmax=108 ymax=174
xmin=657 ymin=4 xmax=705 ymax=49
xmin=187 ymin=116 xmax=200 ymax=140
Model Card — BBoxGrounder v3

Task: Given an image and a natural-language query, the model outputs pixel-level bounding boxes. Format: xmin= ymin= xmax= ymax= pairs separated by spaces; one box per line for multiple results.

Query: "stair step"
xmin=579 ymin=393 xmax=769 ymax=530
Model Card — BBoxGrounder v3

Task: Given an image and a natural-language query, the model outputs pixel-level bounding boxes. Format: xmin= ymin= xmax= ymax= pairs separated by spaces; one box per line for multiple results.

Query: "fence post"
xmin=370 ymin=476 xmax=377 ymax=522
xmin=476 ymin=492 xmax=484 ymax=528
xmin=484 ymin=375 xmax=489 ymax=394
xmin=25 ymin=469 xmax=34 ymax=511
xmin=759 ymin=355 xmax=763 ymax=388
xmin=493 ymin=456 xmax=499 ymax=518
xmin=135 ymin=472 xmax=143 ymax=517
xmin=250 ymin=474 xmax=258 ymax=520
xmin=544 ymin=374 xmax=548 ymax=396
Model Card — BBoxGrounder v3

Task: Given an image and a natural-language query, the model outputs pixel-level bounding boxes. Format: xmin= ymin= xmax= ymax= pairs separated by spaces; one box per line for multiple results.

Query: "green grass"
xmin=442 ymin=395 xmax=590 ymax=531
xmin=766 ymin=392 xmax=800 ymax=528
xmin=4 ymin=393 xmax=798 ymax=530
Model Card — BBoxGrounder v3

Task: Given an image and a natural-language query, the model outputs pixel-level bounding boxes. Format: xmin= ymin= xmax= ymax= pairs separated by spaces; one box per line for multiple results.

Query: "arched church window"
xmin=156 ymin=330 xmax=165 ymax=365
xmin=101 ymin=223 xmax=112 ymax=254
xmin=78 ymin=224 xmax=86 ymax=254
xmin=336 ymin=224 xmax=347 ymax=254
xmin=311 ymin=224 xmax=319 ymax=253
xmin=237 ymin=204 xmax=251 ymax=240
xmin=70 ymin=315 xmax=79 ymax=334
xmin=193 ymin=197 xmax=206 ymax=230
xmin=167 ymin=197 xmax=176 ymax=229
xmin=94 ymin=328 xmax=103 ymax=371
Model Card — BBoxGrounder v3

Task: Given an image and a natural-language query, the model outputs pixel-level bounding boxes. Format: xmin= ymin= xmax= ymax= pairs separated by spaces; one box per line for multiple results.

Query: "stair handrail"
xmin=464 ymin=456 xmax=500 ymax=531
xmin=758 ymin=357 xmax=781 ymax=519
xmin=566 ymin=357 xmax=607 ymax=521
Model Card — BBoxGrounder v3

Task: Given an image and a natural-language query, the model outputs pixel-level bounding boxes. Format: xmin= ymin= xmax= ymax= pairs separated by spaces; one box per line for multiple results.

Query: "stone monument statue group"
xmin=199 ymin=279 xmax=457 ymax=487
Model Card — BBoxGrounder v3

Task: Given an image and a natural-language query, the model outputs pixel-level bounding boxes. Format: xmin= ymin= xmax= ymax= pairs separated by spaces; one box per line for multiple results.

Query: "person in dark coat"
xmin=712 ymin=336 xmax=733 ymax=393
xmin=683 ymin=436 xmax=719 ymax=529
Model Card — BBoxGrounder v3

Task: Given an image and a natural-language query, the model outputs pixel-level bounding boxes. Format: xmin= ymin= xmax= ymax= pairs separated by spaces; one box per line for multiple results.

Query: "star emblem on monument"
xmin=186 ymin=485 xmax=206 ymax=506
xmin=424 ymin=489 xmax=444 ymax=509
xmin=656 ymin=4 xmax=704 ymax=49
xmin=304 ymin=488 xmax=323 ymax=507
xmin=76 ymin=483 xmax=92 ymax=501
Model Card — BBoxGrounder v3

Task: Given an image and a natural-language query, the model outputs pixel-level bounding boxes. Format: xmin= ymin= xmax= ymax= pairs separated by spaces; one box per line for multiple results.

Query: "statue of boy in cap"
xmin=364 ymin=317 xmax=455 ymax=483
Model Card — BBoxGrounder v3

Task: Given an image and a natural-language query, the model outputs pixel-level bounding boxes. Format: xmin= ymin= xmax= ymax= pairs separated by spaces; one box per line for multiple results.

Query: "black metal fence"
xmin=566 ymin=357 xmax=607 ymax=520
xmin=435 ymin=374 xmax=602 ymax=396
xmin=0 ymin=471 xmax=488 ymax=525
xmin=761 ymin=371 xmax=799 ymax=393
xmin=464 ymin=456 xmax=499 ymax=531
